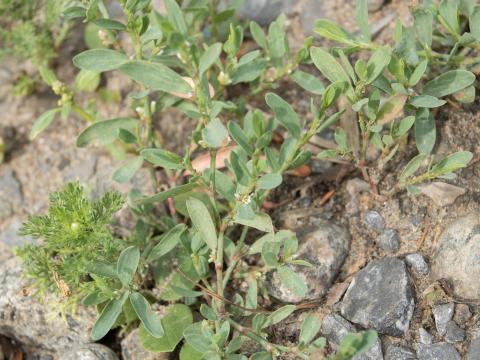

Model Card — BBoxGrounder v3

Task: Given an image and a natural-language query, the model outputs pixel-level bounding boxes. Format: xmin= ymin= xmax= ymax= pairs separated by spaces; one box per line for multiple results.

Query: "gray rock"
xmin=236 ymin=0 xmax=296 ymax=25
xmin=432 ymin=303 xmax=454 ymax=336
xmin=453 ymin=304 xmax=472 ymax=326
xmin=266 ymin=223 xmax=350 ymax=303
xmin=416 ymin=343 xmax=460 ymax=360
xmin=0 ymin=219 xmax=33 ymax=247
xmin=364 ymin=211 xmax=385 ymax=232
xmin=321 ymin=314 xmax=383 ymax=360
xmin=418 ymin=182 xmax=466 ymax=207
xmin=444 ymin=321 xmax=465 ymax=343
xmin=0 ymin=251 xmax=96 ymax=356
xmin=121 ymin=329 xmax=168 ymax=360
xmin=63 ymin=156 xmax=98 ymax=183
xmin=367 ymin=0 xmax=385 ymax=12
xmin=405 ymin=254 xmax=429 ymax=275
xmin=377 ymin=229 xmax=400 ymax=253
xmin=60 ymin=344 xmax=118 ymax=360
xmin=385 ymin=345 xmax=416 ymax=360
xmin=419 ymin=328 xmax=433 ymax=344
xmin=0 ymin=168 xmax=22 ymax=221
xmin=431 ymin=213 xmax=480 ymax=299
xmin=467 ymin=338 xmax=480 ymax=360
xmin=341 ymin=258 xmax=415 ymax=337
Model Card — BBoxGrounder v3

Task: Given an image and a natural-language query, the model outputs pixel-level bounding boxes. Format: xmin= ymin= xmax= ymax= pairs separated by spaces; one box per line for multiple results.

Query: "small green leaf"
xmin=113 ymin=157 xmax=143 ymax=183
xmin=431 ymin=151 xmax=473 ymax=175
xmin=399 ymin=154 xmax=428 ymax=183
xmin=77 ymin=118 xmax=138 ymax=147
xmin=82 ymin=291 xmax=109 ymax=306
xmin=246 ymin=279 xmax=258 ymax=309
xmin=310 ymin=47 xmax=350 ymax=84
xmin=265 ymin=93 xmax=301 ymax=138
xmin=233 ymin=212 xmax=274 ymax=233
xmin=413 ymin=6 xmax=433 ymax=47
xmin=140 ymin=304 xmax=193 ymax=352
xmin=291 ymin=71 xmax=325 ymax=95
xmin=250 ymin=21 xmax=267 ymax=48
xmin=130 ymin=292 xmax=164 ymax=338
xmin=277 ymin=266 xmax=307 ymax=298
xmin=184 ymin=323 xmax=212 ymax=353
xmin=73 ymin=49 xmax=128 ymax=72
xmin=470 ymin=6 xmax=480 ymax=40
xmin=199 ymin=43 xmax=222 ymax=76
xmin=356 ymin=0 xmax=370 ymax=41
xmin=422 ymin=70 xmax=475 ymax=98
xmin=91 ymin=291 xmax=129 ymax=341
xmin=409 ymin=59 xmax=428 ymax=86
xmin=94 ymin=19 xmax=126 ymax=31
xmin=227 ymin=121 xmax=253 ymax=154
xmin=136 ymin=182 xmax=199 ymax=205
xmin=187 ymin=197 xmax=217 ymax=251
xmin=148 ymin=224 xmax=186 ymax=261
xmin=396 ymin=116 xmax=415 ymax=136
xmin=366 ymin=46 xmax=391 ymax=84
xmin=410 ymin=95 xmax=446 ymax=108
xmin=203 ymin=119 xmax=228 ymax=148
xmin=117 ymin=246 xmax=140 ymax=287
xmin=299 ymin=314 xmax=321 ymax=345
xmin=263 ymin=305 xmax=296 ymax=328
xmin=164 ymin=0 xmax=187 ymax=34
xmin=257 ymin=173 xmax=282 ymax=190
xmin=314 ymin=20 xmax=353 ymax=45
xmin=141 ymin=148 xmax=183 ymax=170
xmin=337 ymin=330 xmax=378 ymax=358
xmin=267 ymin=15 xmax=286 ymax=60
xmin=75 ymin=69 xmax=101 ymax=92
xmin=415 ymin=108 xmax=436 ymax=154
xmin=120 ymin=61 xmax=192 ymax=95
xmin=439 ymin=0 xmax=460 ymax=35
xmin=30 ymin=108 xmax=60 ymax=140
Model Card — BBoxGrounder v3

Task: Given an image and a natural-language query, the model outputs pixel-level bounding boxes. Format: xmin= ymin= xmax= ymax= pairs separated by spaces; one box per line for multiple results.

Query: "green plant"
xmin=0 ymin=0 xmax=74 ymax=95
xmin=19 ymin=0 xmax=480 ymax=359
xmin=311 ymin=0 xmax=477 ymax=194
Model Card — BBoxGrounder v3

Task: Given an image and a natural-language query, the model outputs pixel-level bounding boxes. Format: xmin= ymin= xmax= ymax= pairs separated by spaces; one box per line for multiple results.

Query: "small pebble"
xmin=433 ymin=303 xmax=454 ymax=336
xmin=405 ymin=253 xmax=429 ymax=275
xmin=377 ymin=228 xmax=400 ymax=253
xmin=417 ymin=342 xmax=460 ymax=360
xmin=364 ymin=210 xmax=385 ymax=232
xmin=419 ymin=328 xmax=433 ymax=344
xmin=444 ymin=321 xmax=465 ymax=343
xmin=453 ymin=304 xmax=472 ymax=326
xmin=385 ymin=345 xmax=416 ymax=360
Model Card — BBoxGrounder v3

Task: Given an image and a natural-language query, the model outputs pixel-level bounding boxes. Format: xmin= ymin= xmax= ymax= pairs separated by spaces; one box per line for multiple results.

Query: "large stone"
xmin=0 ymin=219 xmax=33 ymax=247
xmin=266 ymin=223 xmax=350 ymax=303
xmin=431 ymin=213 xmax=480 ymax=298
xmin=121 ymin=329 xmax=168 ymax=360
xmin=0 ymin=249 xmax=96 ymax=356
xmin=341 ymin=258 xmax=415 ymax=337
xmin=416 ymin=343 xmax=460 ymax=360
xmin=467 ymin=338 xmax=480 ymax=360
xmin=60 ymin=344 xmax=118 ymax=360
xmin=321 ymin=314 xmax=383 ymax=360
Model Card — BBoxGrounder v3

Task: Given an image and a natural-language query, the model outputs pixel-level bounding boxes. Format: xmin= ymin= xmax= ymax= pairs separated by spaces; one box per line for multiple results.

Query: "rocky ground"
xmin=1 ymin=0 xmax=480 ymax=359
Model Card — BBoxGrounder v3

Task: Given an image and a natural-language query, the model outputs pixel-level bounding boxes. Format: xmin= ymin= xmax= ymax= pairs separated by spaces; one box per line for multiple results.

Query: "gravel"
xmin=416 ymin=343 xmax=460 ymax=360
xmin=384 ymin=345 xmax=416 ymax=360
xmin=432 ymin=303 xmax=454 ymax=336
xmin=364 ymin=210 xmax=385 ymax=232
xmin=377 ymin=228 xmax=400 ymax=253
xmin=444 ymin=321 xmax=465 ymax=343
xmin=341 ymin=258 xmax=415 ymax=337
xmin=419 ymin=328 xmax=433 ymax=344
xmin=405 ymin=253 xmax=429 ymax=275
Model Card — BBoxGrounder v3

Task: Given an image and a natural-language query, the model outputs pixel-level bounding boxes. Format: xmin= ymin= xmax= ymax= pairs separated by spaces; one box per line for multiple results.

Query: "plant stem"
xmin=73 ymin=105 xmax=95 ymax=123
xmin=222 ymin=225 xmax=248 ymax=288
